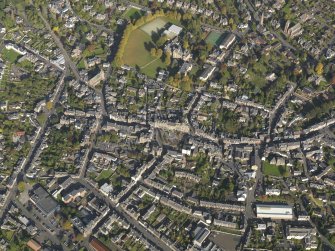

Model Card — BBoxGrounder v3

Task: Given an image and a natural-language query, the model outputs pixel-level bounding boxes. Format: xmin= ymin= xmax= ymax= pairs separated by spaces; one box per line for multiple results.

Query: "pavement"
xmin=2 ymin=1 xmax=332 ymax=250
xmin=79 ymin=50 xmax=111 ymax=179
xmin=76 ymin=178 xmax=173 ymax=251
xmin=297 ymin=196 xmax=335 ymax=249
xmin=244 ymin=148 xmax=262 ymax=224
xmin=244 ymin=0 xmax=296 ymax=51
xmin=268 ymin=83 xmax=296 ymax=139
xmin=37 ymin=8 xmax=82 ymax=82
xmin=14 ymin=200 xmax=69 ymax=250
xmin=0 ymin=71 xmax=68 ymax=249
xmin=1 ymin=4 xmax=170 ymax=251
xmin=65 ymin=0 xmax=115 ymax=33
xmin=0 ymin=71 xmax=67 ymax=221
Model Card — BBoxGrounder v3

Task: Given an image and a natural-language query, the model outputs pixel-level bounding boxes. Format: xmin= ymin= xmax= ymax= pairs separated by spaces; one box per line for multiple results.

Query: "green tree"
xmin=156 ymin=49 xmax=163 ymax=58
xmin=165 ymin=52 xmax=171 ymax=66
xmin=180 ymin=76 xmax=192 ymax=92
xmin=62 ymin=220 xmax=73 ymax=230
xmin=220 ymin=6 xmax=227 ymax=15
xmin=156 ymin=35 xmax=168 ymax=47
xmin=183 ymin=40 xmax=189 ymax=50
xmin=18 ymin=181 xmax=25 ymax=193
xmin=150 ymin=48 xmax=157 ymax=57
xmin=315 ymin=62 xmax=324 ymax=75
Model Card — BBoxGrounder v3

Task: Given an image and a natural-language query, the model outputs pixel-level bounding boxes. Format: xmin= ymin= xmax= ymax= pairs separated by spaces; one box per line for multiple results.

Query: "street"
xmin=0 ymin=71 xmax=67 ymax=221
xmin=76 ymin=178 xmax=173 ymax=251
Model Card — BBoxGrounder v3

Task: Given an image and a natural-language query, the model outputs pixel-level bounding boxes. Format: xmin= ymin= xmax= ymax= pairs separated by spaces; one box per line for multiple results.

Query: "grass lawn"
xmin=3 ymin=230 xmax=14 ymax=241
xmin=205 ymin=31 xmax=223 ymax=46
xmin=308 ymin=194 xmax=323 ymax=207
xmin=263 ymin=161 xmax=290 ymax=177
xmin=123 ymin=26 xmax=167 ymax=78
xmin=37 ymin=113 xmax=47 ymax=125
xmin=122 ymin=17 xmax=181 ymax=78
xmin=77 ymin=59 xmax=86 ymax=69
xmin=247 ymin=71 xmax=267 ymax=88
xmin=147 ymin=209 xmax=160 ymax=225
xmin=96 ymin=169 xmax=113 ymax=182
xmin=141 ymin=58 xmax=166 ymax=78
xmin=123 ymin=29 xmax=156 ymax=66
xmin=18 ymin=59 xmax=34 ymax=71
xmin=2 ymin=48 xmax=21 ymax=63
xmin=123 ymin=7 xmax=145 ymax=20
xmin=94 ymin=46 xmax=105 ymax=56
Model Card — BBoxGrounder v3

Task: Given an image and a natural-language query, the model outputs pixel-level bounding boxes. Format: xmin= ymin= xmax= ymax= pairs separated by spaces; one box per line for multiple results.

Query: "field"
xmin=2 ymin=48 xmax=22 ymax=63
xmin=122 ymin=18 xmax=169 ymax=78
xmin=263 ymin=161 xmax=290 ymax=177
xmin=123 ymin=7 xmax=145 ymax=20
xmin=77 ymin=59 xmax=86 ymax=69
xmin=96 ymin=169 xmax=113 ymax=182
xmin=141 ymin=58 xmax=166 ymax=77
xmin=140 ymin=17 xmax=168 ymax=35
xmin=205 ymin=31 xmax=223 ymax=46
xmin=122 ymin=29 xmax=156 ymax=67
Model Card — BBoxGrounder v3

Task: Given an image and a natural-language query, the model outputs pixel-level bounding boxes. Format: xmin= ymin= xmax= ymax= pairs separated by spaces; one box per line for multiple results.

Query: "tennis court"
xmin=140 ymin=18 xmax=168 ymax=35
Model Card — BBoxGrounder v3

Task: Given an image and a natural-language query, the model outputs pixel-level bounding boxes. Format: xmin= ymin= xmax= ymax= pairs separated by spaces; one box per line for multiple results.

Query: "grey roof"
xmin=30 ymin=185 xmax=58 ymax=216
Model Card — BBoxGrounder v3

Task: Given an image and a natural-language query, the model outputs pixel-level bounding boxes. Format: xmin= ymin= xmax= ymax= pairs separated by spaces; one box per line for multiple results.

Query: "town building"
xmin=256 ymin=204 xmax=293 ymax=220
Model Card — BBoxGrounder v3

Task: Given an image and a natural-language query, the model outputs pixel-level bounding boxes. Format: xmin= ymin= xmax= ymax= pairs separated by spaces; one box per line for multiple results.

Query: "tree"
xmin=168 ymin=75 xmax=180 ymax=88
xmin=220 ymin=6 xmax=227 ymax=16
xmin=46 ymin=101 xmax=53 ymax=110
xmin=150 ymin=48 xmax=157 ymax=57
xmin=156 ymin=35 xmax=168 ymax=47
xmin=183 ymin=40 xmax=189 ymax=50
xmin=165 ymin=52 xmax=171 ymax=66
xmin=75 ymin=233 xmax=84 ymax=242
xmin=331 ymin=75 xmax=335 ymax=85
xmin=220 ymin=63 xmax=227 ymax=72
xmin=180 ymin=76 xmax=192 ymax=92
xmin=62 ymin=220 xmax=73 ymax=231
xmin=182 ymin=12 xmax=192 ymax=20
xmin=18 ymin=181 xmax=25 ymax=193
xmin=156 ymin=49 xmax=163 ymax=58
xmin=315 ymin=62 xmax=324 ymax=75
xmin=228 ymin=18 xmax=237 ymax=30
xmin=87 ymin=44 xmax=96 ymax=53
xmin=228 ymin=18 xmax=234 ymax=26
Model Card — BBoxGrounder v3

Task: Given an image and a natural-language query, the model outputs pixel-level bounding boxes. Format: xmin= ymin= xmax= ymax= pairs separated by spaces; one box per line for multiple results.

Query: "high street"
xmin=78 ymin=66 xmax=111 ymax=178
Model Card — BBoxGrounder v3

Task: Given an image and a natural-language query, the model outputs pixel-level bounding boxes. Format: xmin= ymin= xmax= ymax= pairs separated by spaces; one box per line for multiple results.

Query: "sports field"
xmin=122 ymin=18 xmax=169 ymax=78
xmin=140 ymin=17 xmax=168 ymax=35
xmin=205 ymin=31 xmax=223 ymax=46
xmin=123 ymin=29 xmax=155 ymax=67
